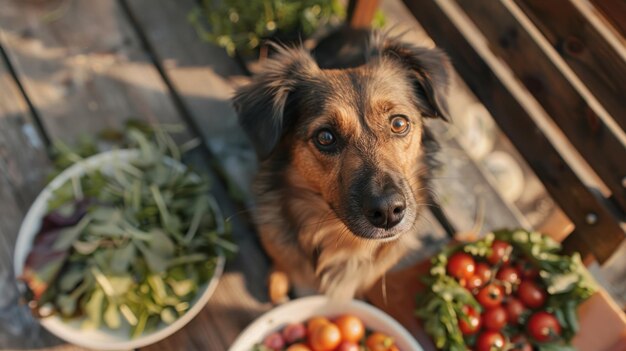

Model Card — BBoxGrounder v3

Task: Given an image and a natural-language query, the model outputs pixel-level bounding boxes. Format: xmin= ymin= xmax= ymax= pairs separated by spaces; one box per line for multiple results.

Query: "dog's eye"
xmin=315 ymin=129 xmax=336 ymax=147
xmin=390 ymin=115 xmax=410 ymax=134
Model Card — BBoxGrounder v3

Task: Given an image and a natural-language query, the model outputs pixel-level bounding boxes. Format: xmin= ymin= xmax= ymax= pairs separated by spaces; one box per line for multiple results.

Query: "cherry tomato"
xmin=335 ymin=341 xmax=360 ymax=351
xmin=504 ymin=297 xmax=526 ymax=325
xmin=516 ymin=260 xmax=539 ymax=279
xmin=282 ymin=322 xmax=307 ymax=344
xmin=263 ymin=332 xmax=285 ymax=351
xmin=510 ymin=335 xmax=533 ymax=351
xmin=307 ymin=316 xmax=330 ymax=335
xmin=334 ymin=315 xmax=365 ymax=342
xmin=488 ymin=240 xmax=512 ymax=265
xmin=476 ymin=283 xmax=504 ymax=309
xmin=475 ymin=330 xmax=506 ymax=351
xmin=466 ymin=274 xmax=483 ymax=290
xmin=528 ymin=311 xmax=561 ymax=342
xmin=366 ymin=332 xmax=398 ymax=351
xmin=482 ymin=306 xmax=507 ymax=331
xmin=286 ymin=344 xmax=312 ymax=351
xmin=517 ymin=280 xmax=547 ymax=309
xmin=310 ymin=323 xmax=341 ymax=351
xmin=475 ymin=263 xmax=492 ymax=283
xmin=447 ymin=252 xmax=476 ymax=280
xmin=496 ymin=266 xmax=520 ymax=285
xmin=458 ymin=305 xmax=481 ymax=335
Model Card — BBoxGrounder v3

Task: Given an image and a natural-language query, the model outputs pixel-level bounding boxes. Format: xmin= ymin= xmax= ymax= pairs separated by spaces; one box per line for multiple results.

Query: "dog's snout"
xmin=363 ymin=187 xmax=406 ymax=229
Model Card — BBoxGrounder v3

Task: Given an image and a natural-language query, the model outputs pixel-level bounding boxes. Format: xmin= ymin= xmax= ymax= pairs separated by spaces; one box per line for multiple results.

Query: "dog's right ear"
xmin=233 ymin=45 xmax=319 ymax=160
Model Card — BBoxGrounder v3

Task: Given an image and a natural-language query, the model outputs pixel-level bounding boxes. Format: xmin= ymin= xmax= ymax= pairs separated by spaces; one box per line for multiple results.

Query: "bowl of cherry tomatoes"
xmin=229 ymin=295 xmax=422 ymax=351
xmin=416 ymin=229 xmax=596 ymax=351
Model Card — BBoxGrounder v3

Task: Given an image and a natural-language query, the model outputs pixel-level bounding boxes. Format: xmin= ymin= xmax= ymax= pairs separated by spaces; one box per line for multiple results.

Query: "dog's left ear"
xmin=380 ymin=39 xmax=452 ymax=121
xmin=233 ymin=45 xmax=319 ymax=160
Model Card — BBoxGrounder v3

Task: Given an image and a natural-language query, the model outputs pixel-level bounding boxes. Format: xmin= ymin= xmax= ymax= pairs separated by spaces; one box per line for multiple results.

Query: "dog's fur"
xmin=234 ymin=32 xmax=451 ymax=300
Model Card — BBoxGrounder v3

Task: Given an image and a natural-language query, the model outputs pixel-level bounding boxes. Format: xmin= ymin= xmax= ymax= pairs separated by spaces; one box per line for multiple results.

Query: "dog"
xmin=234 ymin=31 xmax=451 ymax=301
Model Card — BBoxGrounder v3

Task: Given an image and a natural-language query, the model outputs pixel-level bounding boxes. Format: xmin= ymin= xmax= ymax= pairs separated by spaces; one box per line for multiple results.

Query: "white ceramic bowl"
xmin=13 ymin=149 xmax=225 ymax=350
xmin=229 ymin=296 xmax=422 ymax=351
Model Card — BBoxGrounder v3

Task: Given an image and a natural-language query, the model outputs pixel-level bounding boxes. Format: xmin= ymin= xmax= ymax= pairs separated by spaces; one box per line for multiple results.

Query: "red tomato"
xmin=488 ymin=240 xmax=512 ymax=265
xmin=504 ymin=297 xmax=526 ymax=325
xmin=310 ymin=323 xmax=341 ymax=351
xmin=496 ymin=266 xmax=520 ymax=285
xmin=263 ymin=332 xmax=285 ymax=351
xmin=282 ymin=322 xmax=307 ymax=344
xmin=335 ymin=341 xmax=359 ymax=351
xmin=510 ymin=335 xmax=533 ymax=351
xmin=475 ymin=263 xmax=492 ymax=283
xmin=482 ymin=306 xmax=507 ymax=331
xmin=466 ymin=274 xmax=483 ymax=290
xmin=476 ymin=284 xmax=504 ymax=309
xmin=447 ymin=252 xmax=476 ymax=280
xmin=334 ymin=315 xmax=364 ymax=343
xmin=475 ymin=331 xmax=506 ymax=351
xmin=517 ymin=280 xmax=547 ymax=309
xmin=528 ymin=311 xmax=561 ymax=342
xmin=516 ymin=260 xmax=539 ymax=279
xmin=458 ymin=305 xmax=481 ymax=335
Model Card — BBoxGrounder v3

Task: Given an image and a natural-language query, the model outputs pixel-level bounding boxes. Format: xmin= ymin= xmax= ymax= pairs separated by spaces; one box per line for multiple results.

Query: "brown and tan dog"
xmin=234 ymin=32 xmax=450 ymax=301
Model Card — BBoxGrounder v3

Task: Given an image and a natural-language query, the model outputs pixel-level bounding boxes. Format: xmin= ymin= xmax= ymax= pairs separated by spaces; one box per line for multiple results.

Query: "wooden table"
xmin=0 ymin=0 xmax=624 ymax=350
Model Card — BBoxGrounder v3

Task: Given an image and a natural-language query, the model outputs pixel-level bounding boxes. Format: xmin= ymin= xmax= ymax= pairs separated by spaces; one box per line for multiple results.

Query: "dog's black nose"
xmin=363 ymin=190 xmax=406 ymax=229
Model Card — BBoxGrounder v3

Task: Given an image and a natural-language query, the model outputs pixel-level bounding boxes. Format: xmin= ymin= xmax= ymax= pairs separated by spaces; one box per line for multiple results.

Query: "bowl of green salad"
xmin=14 ymin=131 xmax=234 ymax=350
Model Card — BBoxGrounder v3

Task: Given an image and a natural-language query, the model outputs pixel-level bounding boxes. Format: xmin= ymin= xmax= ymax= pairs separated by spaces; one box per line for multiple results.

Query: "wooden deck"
xmin=0 ymin=0 xmax=624 ymax=350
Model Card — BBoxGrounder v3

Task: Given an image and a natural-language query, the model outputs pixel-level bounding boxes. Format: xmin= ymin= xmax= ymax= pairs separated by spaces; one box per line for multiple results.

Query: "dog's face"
xmin=235 ymin=37 xmax=450 ymax=241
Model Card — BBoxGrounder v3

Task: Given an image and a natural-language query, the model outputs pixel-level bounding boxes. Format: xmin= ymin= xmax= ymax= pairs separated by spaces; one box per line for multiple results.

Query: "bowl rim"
xmin=13 ymin=149 xmax=225 ymax=350
xmin=229 ymin=295 xmax=423 ymax=351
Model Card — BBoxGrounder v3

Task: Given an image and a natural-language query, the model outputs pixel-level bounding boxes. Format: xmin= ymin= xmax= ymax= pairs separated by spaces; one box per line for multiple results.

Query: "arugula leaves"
xmin=21 ymin=126 xmax=236 ymax=337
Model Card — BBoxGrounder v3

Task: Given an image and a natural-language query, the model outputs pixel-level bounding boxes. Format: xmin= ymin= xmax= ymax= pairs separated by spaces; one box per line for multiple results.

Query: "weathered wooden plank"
xmin=0 ymin=0 xmax=183 ymax=143
xmin=514 ymin=0 xmax=626 ymax=133
xmin=456 ymin=0 xmax=626 ymax=212
xmin=0 ymin=52 xmax=63 ymax=349
xmin=348 ymin=0 xmax=381 ymax=28
xmin=403 ymin=0 xmax=625 ymax=263
xmin=590 ymin=0 xmax=626 ymax=39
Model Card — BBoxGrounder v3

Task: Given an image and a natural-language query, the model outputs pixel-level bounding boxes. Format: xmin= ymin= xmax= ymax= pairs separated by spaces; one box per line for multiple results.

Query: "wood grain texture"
xmin=457 ymin=0 xmax=626 ymax=212
xmin=348 ymin=0 xmax=381 ymax=28
xmin=403 ymin=0 xmax=625 ymax=263
xmin=0 ymin=52 xmax=63 ymax=349
xmin=590 ymin=0 xmax=626 ymax=39
xmin=0 ymin=0 xmax=183 ymax=143
xmin=515 ymin=0 xmax=626 ymax=134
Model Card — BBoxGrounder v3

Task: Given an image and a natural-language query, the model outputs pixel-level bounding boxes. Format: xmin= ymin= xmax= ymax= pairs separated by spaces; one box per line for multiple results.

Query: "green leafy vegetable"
xmin=21 ymin=126 xmax=236 ymax=338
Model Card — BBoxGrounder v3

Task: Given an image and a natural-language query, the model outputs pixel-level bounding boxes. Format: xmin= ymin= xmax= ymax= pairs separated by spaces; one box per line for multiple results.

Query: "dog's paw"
xmin=268 ymin=271 xmax=290 ymax=304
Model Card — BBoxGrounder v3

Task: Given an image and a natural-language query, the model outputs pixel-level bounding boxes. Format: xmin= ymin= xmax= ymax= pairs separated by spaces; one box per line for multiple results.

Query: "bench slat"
xmin=590 ymin=0 xmax=626 ymax=39
xmin=402 ymin=0 xmax=625 ymax=263
xmin=457 ymin=0 xmax=626 ymax=212
xmin=515 ymin=0 xmax=626 ymax=134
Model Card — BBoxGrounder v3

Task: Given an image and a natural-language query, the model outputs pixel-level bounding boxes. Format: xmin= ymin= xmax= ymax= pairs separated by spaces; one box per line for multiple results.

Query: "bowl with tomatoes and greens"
xmin=230 ymin=295 xmax=422 ymax=351
xmin=416 ymin=229 xmax=596 ymax=351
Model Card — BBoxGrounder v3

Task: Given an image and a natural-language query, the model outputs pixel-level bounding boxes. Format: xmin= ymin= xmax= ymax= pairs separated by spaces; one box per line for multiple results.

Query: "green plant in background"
xmin=189 ymin=0 xmax=347 ymax=56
